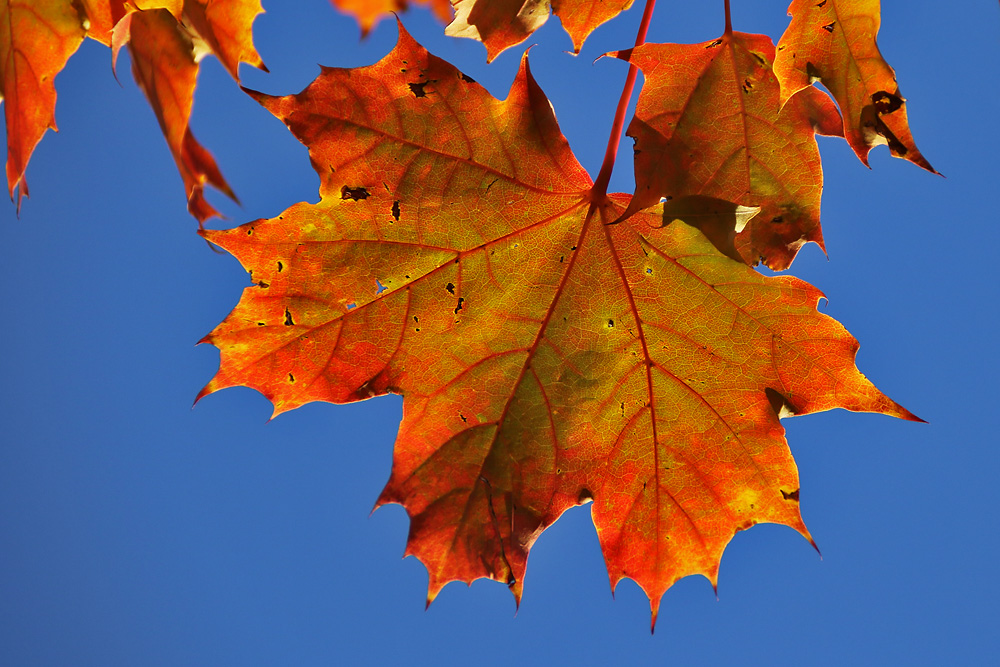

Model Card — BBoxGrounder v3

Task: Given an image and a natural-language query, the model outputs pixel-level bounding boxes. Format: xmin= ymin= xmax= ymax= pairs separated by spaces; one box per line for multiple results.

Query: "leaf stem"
xmin=591 ymin=0 xmax=658 ymax=199
xmin=724 ymin=0 xmax=732 ymax=34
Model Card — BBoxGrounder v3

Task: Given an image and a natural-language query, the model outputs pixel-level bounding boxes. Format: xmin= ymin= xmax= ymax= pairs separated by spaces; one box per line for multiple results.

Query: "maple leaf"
xmin=329 ymin=0 xmax=453 ymax=36
xmin=447 ymin=0 xmax=634 ymax=61
xmin=198 ymin=24 xmax=917 ymax=626
xmin=0 ymin=0 xmax=86 ymax=205
xmin=773 ymin=0 xmax=936 ymax=173
xmin=0 ymin=0 xmax=263 ymax=220
xmin=617 ymin=32 xmax=844 ymax=270
xmin=329 ymin=0 xmax=632 ymax=61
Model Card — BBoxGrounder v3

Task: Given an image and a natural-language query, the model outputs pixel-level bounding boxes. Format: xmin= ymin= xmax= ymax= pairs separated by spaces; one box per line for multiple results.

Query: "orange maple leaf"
xmin=617 ymin=32 xmax=844 ymax=270
xmin=328 ymin=0 xmax=633 ymax=61
xmin=0 ymin=0 xmax=86 ymax=205
xmin=330 ymin=0 xmax=453 ymax=36
xmin=447 ymin=0 xmax=634 ymax=61
xmin=773 ymin=0 xmax=936 ymax=173
xmin=198 ymin=25 xmax=917 ymax=628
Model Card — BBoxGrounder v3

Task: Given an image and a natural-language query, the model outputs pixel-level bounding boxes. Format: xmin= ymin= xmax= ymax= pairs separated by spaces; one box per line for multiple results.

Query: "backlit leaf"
xmin=199 ymin=25 xmax=916 ymax=626
xmin=0 ymin=0 xmax=263 ymax=220
xmin=618 ymin=32 xmax=844 ymax=270
xmin=773 ymin=0 xmax=936 ymax=172
xmin=0 ymin=0 xmax=86 ymax=204
xmin=127 ymin=8 xmax=237 ymax=222
xmin=447 ymin=0 xmax=633 ymax=61
xmin=330 ymin=0 xmax=454 ymax=35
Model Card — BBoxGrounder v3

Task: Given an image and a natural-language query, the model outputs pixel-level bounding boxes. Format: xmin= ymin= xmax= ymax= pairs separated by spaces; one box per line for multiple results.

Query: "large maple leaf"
xmin=0 ymin=0 xmax=264 ymax=219
xmin=198 ymin=25 xmax=917 ymax=626
xmin=773 ymin=0 xmax=935 ymax=173
xmin=617 ymin=32 xmax=844 ymax=270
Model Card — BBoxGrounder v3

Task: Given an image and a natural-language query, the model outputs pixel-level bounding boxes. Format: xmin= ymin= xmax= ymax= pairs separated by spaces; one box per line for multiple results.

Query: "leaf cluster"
xmin=0 ymin=0 xmax=934 ymax=628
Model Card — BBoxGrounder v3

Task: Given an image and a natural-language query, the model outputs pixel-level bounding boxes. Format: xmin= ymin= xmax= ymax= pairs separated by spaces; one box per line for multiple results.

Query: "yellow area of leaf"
xmin=330 ymin=0 xmax=453 ymax=36
xmin=199 ymin=25 xmax=917 ymax=627
xmin=619 ymin=32 xmax=845 ymax=271
xmin=773 ymin=0 xmax=935 ymax=173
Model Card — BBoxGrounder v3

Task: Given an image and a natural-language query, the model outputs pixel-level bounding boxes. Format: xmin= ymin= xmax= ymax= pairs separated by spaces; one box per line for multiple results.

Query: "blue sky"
xmin=2 ymin=1 xmax=998 ymax=663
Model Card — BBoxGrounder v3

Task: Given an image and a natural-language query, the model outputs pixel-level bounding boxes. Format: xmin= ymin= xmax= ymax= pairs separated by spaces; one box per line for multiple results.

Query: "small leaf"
xmin=618 ymin=33 xmax=844 ymax=270
xmin=773 ymin=0 xmax=936 ymax=172
xmin=0 ymin=0 xmax=87 ymax=204
xmin=329 ymin=0 xmax=454 ymax=36
xmin=127 ymin=7 xmax=238 ymax=222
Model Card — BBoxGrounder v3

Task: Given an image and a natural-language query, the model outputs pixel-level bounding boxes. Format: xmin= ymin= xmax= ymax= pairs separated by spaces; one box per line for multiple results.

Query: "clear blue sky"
xmin=2 ymin=1 xmax=997 ymax=663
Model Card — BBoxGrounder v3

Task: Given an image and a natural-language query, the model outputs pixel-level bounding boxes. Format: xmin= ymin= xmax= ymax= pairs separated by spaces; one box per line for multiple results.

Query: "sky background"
xmin=2 ymin=1 xmax=998 ymax=664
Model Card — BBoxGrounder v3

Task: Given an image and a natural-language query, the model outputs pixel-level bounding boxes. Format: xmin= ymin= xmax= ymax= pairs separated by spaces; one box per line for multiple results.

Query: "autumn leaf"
xmin=0 ymin=0 xmax=263 ymax=220
xmin=773 ymin=0 xmax=935 ymax=173
xmin=330 ymin=0 xmax=453 ymax=36
xmin=617 ymin=32 xmax=844 ymax=270
xmin=447 ymin=0 xmax=633 ymax=61
xmin=0 ymin=0 xmax=86 ymax=204
xmin=125 ymin=8 xmax=236 ymax=222
xmin=81 ymin=0 xmax=184 ymax=46
xmin=198 ymin=24 xmax=917 ymax=626
xmin=329 ymin=0 xmax=632 ymax=61
xmin=116 ymin=1 xmax=266 ymax=221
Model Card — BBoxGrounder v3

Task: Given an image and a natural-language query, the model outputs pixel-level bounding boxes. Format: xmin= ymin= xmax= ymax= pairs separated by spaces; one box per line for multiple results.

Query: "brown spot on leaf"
xmin=822 ymin=21 xmax=835 ymax=33
xmin=446 ymin=282 xmax=455 ymax=294
xmin=284 ymin=307 xmax=294 ymax=326
xmin=781 ymin=488 xmax=801 ymax=502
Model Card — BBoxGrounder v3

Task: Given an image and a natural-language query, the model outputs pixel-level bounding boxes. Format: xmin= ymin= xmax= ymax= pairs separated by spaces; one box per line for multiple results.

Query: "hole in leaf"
xmin=872 ymin=90 xmax=904 ymax=115
xmin=341 ymin=186 xmax=370 ymax=200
